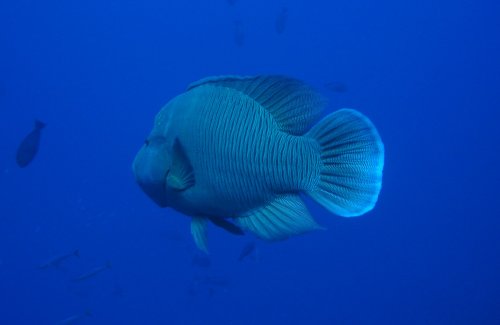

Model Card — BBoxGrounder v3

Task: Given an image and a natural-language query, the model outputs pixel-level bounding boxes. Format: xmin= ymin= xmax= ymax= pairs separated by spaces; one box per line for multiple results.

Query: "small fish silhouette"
xmin=233 ymin=20 xmax=245 ymax=47
xmin=325 ymin=82 xmax=348 ymax=93
xmin=275 ymin=7 xmax=288 ymax=34
xmin=54 ymin=310 xmax=91 ymax=325
xmin=16 ymin=119 xmax=45 ymax=167
xmin=39 ymin=249 xmax=80 ymax=269
xmin=72 ymin=261 xmax=111 ymax=282
xmin=238 ymin=241 xmax=256 ymax=261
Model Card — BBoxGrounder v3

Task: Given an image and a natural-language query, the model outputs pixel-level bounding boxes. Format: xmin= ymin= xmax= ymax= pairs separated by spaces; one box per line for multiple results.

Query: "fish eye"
xmin=144 ymin=139 xmax=150 ymax=146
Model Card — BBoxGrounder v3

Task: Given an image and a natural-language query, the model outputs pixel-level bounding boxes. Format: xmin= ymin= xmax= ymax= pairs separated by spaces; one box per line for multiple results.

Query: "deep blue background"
xmin=1 ymin=0 xmax=499 ymax=324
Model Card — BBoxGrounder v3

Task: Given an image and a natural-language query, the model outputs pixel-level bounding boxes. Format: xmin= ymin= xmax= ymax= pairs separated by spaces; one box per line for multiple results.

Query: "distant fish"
xmin=194 ymin=274 xmax=230 ymax=287
xmin=275 ymin=7 xmax=288 ymax=34
xmin=16 ymin=119 xmax=45 ymax=168
xmin=72 ymin=261 xmax=111 ymax=282
xmin=54 ymin=310 xmax=91 ymax=325
xmin=325 ymin=82 xmax=348 ymax=93
xmin=189 ymin=274 xmax=230 ymax=297
xmin=39 ymin=249 xmax=80 ymax=269
xmin=226 ymin=0 xmax=237 ymax=5
xmin=238 ymin=241 xmax=256 ymax=261
xmin=233 ymin=20 xmax=245 ymax=47
xmin=192 ymin=254 xmax=211 ymax=268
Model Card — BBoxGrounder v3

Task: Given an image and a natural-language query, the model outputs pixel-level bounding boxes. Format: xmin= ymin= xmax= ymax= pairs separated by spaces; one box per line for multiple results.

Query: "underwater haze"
xmin=1 ymin=0 xmax=499 ymax=324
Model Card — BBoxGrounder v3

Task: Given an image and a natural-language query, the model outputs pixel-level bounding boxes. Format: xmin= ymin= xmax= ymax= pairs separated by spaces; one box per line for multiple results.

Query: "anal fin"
xmin=191 ymin=218 xmax=208 ymax=253
xmin=236 ymin=194 xmax=323 ymax=241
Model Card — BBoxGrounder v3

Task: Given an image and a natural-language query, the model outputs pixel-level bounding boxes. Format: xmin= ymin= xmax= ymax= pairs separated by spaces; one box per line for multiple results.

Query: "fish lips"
xmin=132 ymin=147 xmax=170 ymax=208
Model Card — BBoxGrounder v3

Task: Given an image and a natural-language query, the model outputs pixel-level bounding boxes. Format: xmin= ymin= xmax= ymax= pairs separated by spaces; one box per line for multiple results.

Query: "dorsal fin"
xmin=187 ymin=75 xmax=327 ymax=135
xmin=166 ymin=138 xmax=195 ymax=191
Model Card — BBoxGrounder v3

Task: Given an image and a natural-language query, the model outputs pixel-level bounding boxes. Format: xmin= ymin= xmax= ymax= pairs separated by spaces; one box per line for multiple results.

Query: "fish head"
xmin=133 ymin=135 xmax=172 ymax=207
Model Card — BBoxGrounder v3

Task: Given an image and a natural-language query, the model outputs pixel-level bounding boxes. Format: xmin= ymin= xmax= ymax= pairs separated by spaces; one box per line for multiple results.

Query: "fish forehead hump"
xmin=164 ymin=84 xmax=290 ymax=215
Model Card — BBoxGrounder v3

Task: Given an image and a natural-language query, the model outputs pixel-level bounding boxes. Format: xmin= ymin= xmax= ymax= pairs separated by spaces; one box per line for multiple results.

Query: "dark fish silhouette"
xmin=233 ymin=20 xmax=245 ymax=47
xmin=238 ymin=242 xmax=256 ymax=261
xmin=325 ymin=82 xmax=348 ymax=93
xmin=275 ymin=7 xmax=288 ymax=34
xmin=72 ymin=261 xmax=111 ymax=282
xmin=54 ymin=310 xmax=91 ymax=325
xmin=227 ymin=0 xmax=237 ymax=5
xmin=195 ymin=274 xmax=230 ymax=287
xmin=39 ymin=249 xmax=80 ymax=269
xmin=189 ymin=274 xmax=230 ymax=297
xmin=16 ymin=119 xmax=45 ymax=167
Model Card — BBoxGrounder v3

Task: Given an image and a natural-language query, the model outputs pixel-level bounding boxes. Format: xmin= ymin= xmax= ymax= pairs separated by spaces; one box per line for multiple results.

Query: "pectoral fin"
xmin=166 ymin=138 xmax=195 ymax=191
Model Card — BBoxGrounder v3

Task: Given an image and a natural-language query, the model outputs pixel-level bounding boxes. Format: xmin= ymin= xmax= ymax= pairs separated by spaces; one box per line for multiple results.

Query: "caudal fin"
xmin=305 ymin=109 xmax=384 ymax=217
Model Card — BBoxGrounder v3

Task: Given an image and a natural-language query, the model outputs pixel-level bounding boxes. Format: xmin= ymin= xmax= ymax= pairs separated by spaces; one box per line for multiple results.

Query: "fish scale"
xmin=180 ymin=85 xmax=308 ymax=212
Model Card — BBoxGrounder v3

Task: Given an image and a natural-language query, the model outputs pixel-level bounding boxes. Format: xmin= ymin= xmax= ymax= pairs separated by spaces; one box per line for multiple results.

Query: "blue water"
xmin=1 ymin=0 xmax=499 ymax=324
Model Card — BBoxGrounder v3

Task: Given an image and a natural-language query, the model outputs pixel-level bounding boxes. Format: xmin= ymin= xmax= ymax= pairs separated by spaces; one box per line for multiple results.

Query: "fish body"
xmin=39 ymin=249 xmax=79 ymax=269
xmin=72 ymin=261 xmax=111 ymax=282
xmin=233 ymin=20 xmax=245 ymax=47
xmin=194 ymin=274 xmax=230 ymax=287
xmin=275 ymin=7 xmax=288 ymax=34
xmin=238 ymin=242 xmax=256 ymax=261
xmin=133 ymin=75 xmax=384 ymax=251
xmin=55 ymin=311 xmax=91 ymax=325
xmin=16 ymin=119 xmax=45 ymax=167
xmin=325 ymin=81 xmax=348 ymax=93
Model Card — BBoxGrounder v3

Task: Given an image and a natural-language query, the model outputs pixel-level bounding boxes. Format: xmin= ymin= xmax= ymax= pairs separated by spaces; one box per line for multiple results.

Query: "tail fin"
xmin=305 ymin=109 xmax=384 ymax=216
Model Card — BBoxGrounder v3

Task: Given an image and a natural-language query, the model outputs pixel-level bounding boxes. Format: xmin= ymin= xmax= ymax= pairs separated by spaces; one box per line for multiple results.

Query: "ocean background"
xmin=1 ymin=0 xmax=499 ymax=324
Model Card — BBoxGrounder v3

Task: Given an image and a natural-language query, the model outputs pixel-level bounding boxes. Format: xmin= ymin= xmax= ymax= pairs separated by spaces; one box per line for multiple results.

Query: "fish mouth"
xmin=151 ymin=169 xmax=171 ymax=207
xmin=135 ymin=173 xmax=169 ymax=208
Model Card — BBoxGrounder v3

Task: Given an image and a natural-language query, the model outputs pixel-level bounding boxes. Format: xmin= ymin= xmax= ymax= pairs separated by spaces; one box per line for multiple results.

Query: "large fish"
xmin=133 ymin=75 xmax=384 ymax=251
xmin=16 ymin=119 xmax=45 ymax=167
